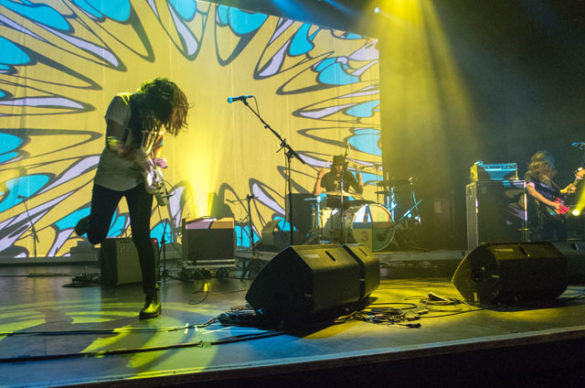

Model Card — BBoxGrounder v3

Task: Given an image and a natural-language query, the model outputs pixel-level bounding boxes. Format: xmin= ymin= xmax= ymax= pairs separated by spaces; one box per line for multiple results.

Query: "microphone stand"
xmin=241 ymin=194 xmax=258 ymax=280
xmin=19 ymin=196 xmax=39 ymax=257
xmin=339 ymin=172 xmax=344 ymax=244
xmin=240 ymin=98 xmax=306 ymax=246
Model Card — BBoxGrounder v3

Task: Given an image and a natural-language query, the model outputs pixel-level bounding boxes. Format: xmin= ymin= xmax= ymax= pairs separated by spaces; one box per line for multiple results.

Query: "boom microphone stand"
xmin=235 ymin=97 xmax=307 ymax=245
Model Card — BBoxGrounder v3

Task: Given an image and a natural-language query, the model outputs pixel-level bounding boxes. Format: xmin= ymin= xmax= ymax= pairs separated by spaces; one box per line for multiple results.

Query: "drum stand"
xmin=390 ymin=179 xmax=422 ymax=250
xmin=306 ymin=196 xmax=324 ymax=243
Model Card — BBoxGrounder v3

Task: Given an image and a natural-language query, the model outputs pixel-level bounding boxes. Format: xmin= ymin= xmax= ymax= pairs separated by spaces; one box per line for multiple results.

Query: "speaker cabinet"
xmin=552 ymin=241 xmax=585 ymax=284
xmin=245 ymin=244 xmax=379 ymax=320
xmin=100 ymin=238 xmax=159 ymax=286
xmin=182 ymin=217 xmax=235 ymax=267
xmin=343 ymin=243 xmax=380 ymax=298
xmin=452 ymin=242 xmax=568 ymax=305
xmin=466 ymin=181 xmax=528 ymax=250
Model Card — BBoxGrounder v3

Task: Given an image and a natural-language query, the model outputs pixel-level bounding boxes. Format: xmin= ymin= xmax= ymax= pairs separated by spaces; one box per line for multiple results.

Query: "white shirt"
xmin=94 ymin=94 xmax=148 ymax=191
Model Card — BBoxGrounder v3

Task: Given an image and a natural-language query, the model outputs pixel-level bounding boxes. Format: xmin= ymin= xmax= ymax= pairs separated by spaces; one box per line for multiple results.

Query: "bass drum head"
xmin=344 ymin=204 xmax=393 ymax=251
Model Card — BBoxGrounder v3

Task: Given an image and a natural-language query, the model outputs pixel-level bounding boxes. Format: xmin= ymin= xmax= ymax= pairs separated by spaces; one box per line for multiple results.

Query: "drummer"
xmin=313 ymin=155 xmax=364 ymax=201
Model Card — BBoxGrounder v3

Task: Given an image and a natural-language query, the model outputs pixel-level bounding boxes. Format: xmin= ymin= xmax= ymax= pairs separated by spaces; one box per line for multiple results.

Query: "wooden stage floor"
xmin=2 ymin=249 xmax=585 ymax=387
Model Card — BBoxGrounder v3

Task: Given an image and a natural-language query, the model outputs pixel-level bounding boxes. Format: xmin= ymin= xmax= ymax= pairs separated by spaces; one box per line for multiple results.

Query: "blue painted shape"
xmin=315 ymin=58 xmax=336 ymax=72
xmin=0 ymin=64 xmax=8 ymax=70
xmin=217 ymin=5 xmax=229 ymax=25
xmin=290 ymin=24 xmax=314 ymax=56
xmin=0 ymin=0 xmax=70 ymax=30
xmin=107 ymin=212 xmax=127 ymax=238
xmin=0 ymin=174 xmax=50 ymax=213
xmin=169 ymin=0 xmax=197 ymax=20
xmin=360 ymin=172 xmax=380 ymax=184
xmin=318 ymin=61 xmax=359 ymax=85
xmin=0 ymin=89 xmax=5 ymax=97
xmin=349 ymin=131 xmax=381 ymax=156
xmin=73 ymin=0 xmax=131 ymax=22
xmin=235 ymin=224 xmax=251 ymax=248
xmin=235 ymin=225 xmax=259 ymax=248
xmin=344 ymin=33 xmax=362 ymax=40
xmin=55 ymin=207 xmax=90 ymax=230
xmin=0 ymin=151 xmax=18 ymax=164
xmin=275 ymin=216 xmax=296 ymax=232
xmin=0 ymin=36 xmax=30 ymax=65
xmin=346 ymin=100 xmax=380 ymax=118
xmin=151 ymin=221 xmax=173 ymax=245
xmin=228 ymin=8 xmax=267 ymax=35
xmin=0 ymin=132 xmax=23 ymax=154
xmin=72 ymin=0 xmax=100 ymax=18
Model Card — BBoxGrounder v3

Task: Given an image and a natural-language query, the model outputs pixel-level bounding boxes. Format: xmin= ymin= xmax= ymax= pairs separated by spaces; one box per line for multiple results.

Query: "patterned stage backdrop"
xmin=0 ymin=0 xmax=380 ymax=259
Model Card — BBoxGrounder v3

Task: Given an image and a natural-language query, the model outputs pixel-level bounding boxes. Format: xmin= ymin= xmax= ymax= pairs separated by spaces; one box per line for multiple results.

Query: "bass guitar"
xmin=548 ymin=167 xmax=585 ymax=215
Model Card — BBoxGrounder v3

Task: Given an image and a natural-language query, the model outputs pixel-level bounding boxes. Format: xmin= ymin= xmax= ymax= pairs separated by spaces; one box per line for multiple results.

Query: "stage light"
xmin=572 ymin=209 xmax=581 ymax=216
xmin=374 ymin=6 xmax=380 ymax=14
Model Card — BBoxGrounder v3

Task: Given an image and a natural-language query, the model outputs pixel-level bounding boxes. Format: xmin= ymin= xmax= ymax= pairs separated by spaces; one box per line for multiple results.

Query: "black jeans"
xmin=87 ymin=183 xmax=157 ymax=295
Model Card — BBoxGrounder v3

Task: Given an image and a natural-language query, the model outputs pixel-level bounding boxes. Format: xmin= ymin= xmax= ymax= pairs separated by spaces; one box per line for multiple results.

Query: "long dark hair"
xmin=127 ymin=77 xmax=189 ymax=148
xmin=527 ymin=150 xmax=557 ymax=184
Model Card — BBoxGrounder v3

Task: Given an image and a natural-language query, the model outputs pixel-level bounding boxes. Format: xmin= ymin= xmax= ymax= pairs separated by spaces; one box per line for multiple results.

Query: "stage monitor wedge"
xmin=452 ymin=242 xmax=568 ymax=305
xmin=245 ymin=244 xmax=379 ymax=322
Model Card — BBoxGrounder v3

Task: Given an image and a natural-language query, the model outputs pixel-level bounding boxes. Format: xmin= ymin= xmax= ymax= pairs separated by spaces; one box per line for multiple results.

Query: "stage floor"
xmin=2 ymin=250 xmax=585 ymax=387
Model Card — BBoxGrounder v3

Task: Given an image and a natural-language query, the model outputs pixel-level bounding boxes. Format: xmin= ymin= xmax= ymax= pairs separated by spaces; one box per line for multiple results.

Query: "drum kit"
xmin=305 ymin=174 xmax=421 ymax=251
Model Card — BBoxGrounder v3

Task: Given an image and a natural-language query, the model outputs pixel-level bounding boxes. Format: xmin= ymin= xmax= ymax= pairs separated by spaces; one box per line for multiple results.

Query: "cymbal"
xmin=376 ymin=179 xmax=409 ymax=187
xmin=324 ymin=191 xmax=353 ymax=197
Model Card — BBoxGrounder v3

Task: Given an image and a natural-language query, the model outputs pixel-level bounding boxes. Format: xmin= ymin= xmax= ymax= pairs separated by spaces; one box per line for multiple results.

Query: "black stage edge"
xmin=75 ymin=327 xmax=585 ymax=387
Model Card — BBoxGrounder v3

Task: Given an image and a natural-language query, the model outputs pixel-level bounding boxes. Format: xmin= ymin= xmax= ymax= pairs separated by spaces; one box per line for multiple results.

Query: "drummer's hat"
xmin=331 ymin=155 xmax=347 ymax=167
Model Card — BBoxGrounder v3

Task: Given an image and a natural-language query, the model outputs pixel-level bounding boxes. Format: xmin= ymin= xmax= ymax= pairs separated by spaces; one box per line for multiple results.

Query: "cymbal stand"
xmin=19 ymin=195 xmax=39 ymax=257
xmin=383 ymin=185 xmax=396 ymax=222
xmin=246 ymin=194 xmax=256 ymax=257
xmin=239 ymin=98 xmax=306 ymax=246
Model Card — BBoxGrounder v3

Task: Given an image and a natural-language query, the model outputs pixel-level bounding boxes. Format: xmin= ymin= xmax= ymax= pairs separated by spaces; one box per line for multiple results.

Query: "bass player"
xmin=525 ymin=150 xmax=584 ymax=241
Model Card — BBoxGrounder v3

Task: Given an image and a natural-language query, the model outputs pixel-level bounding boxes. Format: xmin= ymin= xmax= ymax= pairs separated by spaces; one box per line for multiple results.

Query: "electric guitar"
xmin=547 ymin=167 xmax=585 ymax=215
xmin=144 ymin=157 xmax=169 ymax=207
xmin=107 ymin=136 xmax=169 ymax=206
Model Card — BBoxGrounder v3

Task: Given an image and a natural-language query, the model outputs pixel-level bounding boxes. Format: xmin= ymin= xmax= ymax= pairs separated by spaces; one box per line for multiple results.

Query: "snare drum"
xmin=342 ymin=204 xmax=394 ymax=251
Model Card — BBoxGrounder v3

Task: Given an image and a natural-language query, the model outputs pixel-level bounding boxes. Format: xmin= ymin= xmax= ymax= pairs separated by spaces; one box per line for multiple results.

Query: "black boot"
xmin=139 ymin=291 xmax=161 ymax=320
xmin=74 ymin=216 xmax=90 ymax=236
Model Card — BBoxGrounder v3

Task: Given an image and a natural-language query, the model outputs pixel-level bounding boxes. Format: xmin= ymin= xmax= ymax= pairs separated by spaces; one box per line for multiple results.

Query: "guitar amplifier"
xmin=466 ymin=180 xmax=528 ymax=250
xmin=100 ymin=238 xmax=159 ymax=286
xmin=182 ymin=217 xmax=235 ymax=267
xmin=470 ymin=161 xmax=518 ymax=181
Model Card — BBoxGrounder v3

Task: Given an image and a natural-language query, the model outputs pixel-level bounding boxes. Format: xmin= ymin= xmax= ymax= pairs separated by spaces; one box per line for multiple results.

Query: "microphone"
xmin=227 ymin=95 xmax=253 ymax=103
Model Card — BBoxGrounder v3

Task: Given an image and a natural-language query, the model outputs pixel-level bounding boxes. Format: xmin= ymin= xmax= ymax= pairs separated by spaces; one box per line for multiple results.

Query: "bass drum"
xmin=343 ymin=204 xmax=394 ymax=251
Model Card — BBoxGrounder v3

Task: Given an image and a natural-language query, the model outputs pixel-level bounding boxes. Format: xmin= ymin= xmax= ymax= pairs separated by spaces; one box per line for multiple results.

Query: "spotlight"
xmin=572 ymin=209 xmax=581 ymax=217
xmin=374 ymin=6 xmax=380 ymax=14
